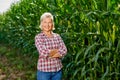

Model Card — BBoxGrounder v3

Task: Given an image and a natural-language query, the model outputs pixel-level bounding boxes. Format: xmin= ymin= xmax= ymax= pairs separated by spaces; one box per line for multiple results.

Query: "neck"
xmin=43 ymin=31 xmax=53 ymax=38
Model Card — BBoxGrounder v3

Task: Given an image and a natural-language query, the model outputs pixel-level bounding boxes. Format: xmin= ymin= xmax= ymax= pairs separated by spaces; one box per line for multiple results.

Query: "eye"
xmin=44 ymin=22 xmax=47 ymax=23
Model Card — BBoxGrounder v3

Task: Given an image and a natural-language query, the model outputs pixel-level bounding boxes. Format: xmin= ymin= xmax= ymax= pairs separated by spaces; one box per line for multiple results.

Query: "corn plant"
xmin=0 ymin=0 xmax=120 ymax=79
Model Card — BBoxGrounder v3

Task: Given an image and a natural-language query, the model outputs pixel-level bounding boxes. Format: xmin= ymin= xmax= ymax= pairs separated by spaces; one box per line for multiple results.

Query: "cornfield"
xmin=0 ymin=0 xmax=120 ymax=80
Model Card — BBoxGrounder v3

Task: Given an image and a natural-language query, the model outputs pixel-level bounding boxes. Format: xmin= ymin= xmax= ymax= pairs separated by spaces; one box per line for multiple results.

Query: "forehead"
xmin=42 ymin=17 xmax=52 ymax=22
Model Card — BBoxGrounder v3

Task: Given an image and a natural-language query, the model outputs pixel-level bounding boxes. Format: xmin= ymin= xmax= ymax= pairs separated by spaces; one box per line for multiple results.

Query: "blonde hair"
xmin=39 ymin=12 xmax=55 ymax=30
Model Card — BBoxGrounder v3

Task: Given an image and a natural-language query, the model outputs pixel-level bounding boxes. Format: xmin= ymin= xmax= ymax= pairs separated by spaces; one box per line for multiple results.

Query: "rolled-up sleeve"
xmin=35 ymin=36 xmax=50 ymax=58
xmin=58 ymin=35 xmax=67 ymax=57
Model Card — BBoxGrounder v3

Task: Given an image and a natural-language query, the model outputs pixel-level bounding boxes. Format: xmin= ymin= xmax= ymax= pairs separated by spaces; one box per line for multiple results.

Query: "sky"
xmin=0 ymin=0 xmax=19 ymax=13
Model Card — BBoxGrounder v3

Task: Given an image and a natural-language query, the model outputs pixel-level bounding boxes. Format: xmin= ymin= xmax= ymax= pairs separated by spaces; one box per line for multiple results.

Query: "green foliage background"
xmin=0 ymin=0 xmax=120 ymax=79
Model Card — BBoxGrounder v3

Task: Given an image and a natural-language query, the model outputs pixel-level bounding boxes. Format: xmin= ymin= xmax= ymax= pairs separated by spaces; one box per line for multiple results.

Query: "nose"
xmin=45 ymin=23 xmax=50 ymax=28
xmin=46 ymin=23 xmax=49 ymax=26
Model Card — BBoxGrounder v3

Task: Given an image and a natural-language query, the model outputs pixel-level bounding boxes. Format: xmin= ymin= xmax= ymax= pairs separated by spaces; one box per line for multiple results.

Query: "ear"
xmin=39 ymin=22 xmax=43 ymax=30
xmin=52 ymin=26 xmax=55 ymax=30
xmin=52 ymin=22 xmax=55 ymax=30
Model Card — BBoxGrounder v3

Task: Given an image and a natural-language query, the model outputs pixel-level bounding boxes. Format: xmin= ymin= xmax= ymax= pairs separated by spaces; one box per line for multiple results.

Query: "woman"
xmin=35 ymin=12 xmax=67 ymax=80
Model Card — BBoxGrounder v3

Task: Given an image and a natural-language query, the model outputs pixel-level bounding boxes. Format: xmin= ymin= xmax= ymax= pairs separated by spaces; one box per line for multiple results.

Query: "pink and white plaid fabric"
xmin=35 ymin=32 xmax=67 ymax=72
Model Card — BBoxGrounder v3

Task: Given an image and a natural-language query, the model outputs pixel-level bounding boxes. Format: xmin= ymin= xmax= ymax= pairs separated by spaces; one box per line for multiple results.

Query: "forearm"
xmin=49 ymin=49 xmax=62 ymax=58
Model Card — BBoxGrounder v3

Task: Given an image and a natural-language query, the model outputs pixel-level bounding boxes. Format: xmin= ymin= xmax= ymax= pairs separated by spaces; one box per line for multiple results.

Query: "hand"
xmin=48 ymin=49 xmax=62 ymax=58
xmin=52 ymin=53 xmax=62 ymax=58
xmin=49 ymin=49 xmax=58 ymax=57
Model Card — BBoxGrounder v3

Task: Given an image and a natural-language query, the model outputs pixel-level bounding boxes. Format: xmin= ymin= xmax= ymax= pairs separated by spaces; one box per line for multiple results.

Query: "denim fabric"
xmin=37 ymin=70 xmax=62 ymax=80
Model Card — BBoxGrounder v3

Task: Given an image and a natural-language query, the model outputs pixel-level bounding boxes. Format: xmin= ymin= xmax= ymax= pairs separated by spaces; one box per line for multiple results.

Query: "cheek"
xmin=49 ymin=23 xmax=53 ymax=27
xmin=42 ymin=23 xmax=45 ymax=26
xmin=50 ymin=24 xmax=53 ymax=29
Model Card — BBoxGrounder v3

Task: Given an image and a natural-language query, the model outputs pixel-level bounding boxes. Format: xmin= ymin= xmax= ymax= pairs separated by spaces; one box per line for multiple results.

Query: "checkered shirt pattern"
xmin=35 ymin=32 xmax=67 ymax=72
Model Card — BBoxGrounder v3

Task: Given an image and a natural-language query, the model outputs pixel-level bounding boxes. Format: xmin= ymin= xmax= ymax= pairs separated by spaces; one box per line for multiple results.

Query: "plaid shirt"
xmin=35 ymin=32 xmax=67 ymax=72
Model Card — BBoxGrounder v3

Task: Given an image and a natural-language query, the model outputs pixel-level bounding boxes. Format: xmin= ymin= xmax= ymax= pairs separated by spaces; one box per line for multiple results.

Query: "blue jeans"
xmin=37 ymin=70 xmax=62 ymax=80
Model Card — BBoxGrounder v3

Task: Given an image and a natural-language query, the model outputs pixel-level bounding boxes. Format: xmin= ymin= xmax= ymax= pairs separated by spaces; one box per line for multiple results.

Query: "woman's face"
xmin=41 ymin=17 xmax=53 ymax=32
